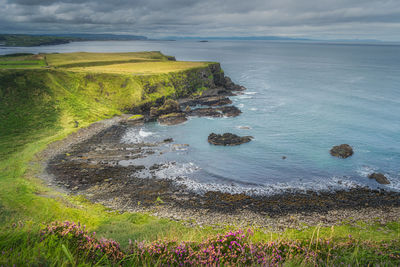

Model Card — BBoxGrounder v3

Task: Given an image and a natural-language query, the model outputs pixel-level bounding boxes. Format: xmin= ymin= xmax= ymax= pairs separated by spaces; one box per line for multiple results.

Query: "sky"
xmin=1 ymin=0 xmax=400 ymax=41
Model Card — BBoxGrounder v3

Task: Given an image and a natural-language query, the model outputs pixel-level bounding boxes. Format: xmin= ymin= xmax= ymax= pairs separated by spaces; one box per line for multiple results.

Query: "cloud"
xmin=1 ymin=0 xmax=400 ymax=41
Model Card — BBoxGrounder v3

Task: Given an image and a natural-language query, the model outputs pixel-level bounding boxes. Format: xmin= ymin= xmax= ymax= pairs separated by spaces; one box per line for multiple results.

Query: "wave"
xmin=168 ymin=175 xmax=365 ymax=197
xmin=121 ymin=128 xmax=154 ymax=144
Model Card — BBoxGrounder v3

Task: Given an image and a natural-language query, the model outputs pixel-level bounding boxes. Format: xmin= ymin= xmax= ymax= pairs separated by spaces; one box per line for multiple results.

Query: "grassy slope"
xmin=0 ymin=52 xmax=399 ymax=265
xmin=0 ymin=52 xmax=218 ymax=233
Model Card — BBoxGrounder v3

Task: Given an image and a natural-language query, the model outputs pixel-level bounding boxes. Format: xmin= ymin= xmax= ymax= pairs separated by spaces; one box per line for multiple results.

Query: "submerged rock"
xmin=157 ymin=113 xmax=187 ymax=126
xmin=208 ymin=133 xmax=253 ymax=146
xmin=330 ymin=144 xmax=353 ymax=158
xmin=368 ymin=173 xmax=390 ymax=184
xmin=216 ymin=106 xmax=242 ymax=117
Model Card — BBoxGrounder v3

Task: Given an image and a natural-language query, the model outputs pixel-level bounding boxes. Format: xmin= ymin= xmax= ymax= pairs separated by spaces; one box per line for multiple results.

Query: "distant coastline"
xmin=0 ymin=33 xmax=148 ymax=47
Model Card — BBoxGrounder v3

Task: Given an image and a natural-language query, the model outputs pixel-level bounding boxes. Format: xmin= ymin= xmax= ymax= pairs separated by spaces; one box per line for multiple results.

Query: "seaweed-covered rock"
xmin=157 ymin=113 xmax=187 ymax=126
xmin=368 ymin=173 xmax=390 ymax=184
xmin=208 ymin=133 xmax=253 ymax=146
xmin=150 ymin=99 xmax=180 ymax=117
xmin=330 ymin=144 xmax=353 ymax=158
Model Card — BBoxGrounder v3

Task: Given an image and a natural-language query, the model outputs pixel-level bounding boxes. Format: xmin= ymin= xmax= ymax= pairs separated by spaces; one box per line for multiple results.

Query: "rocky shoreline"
xmin=39 ymin=75 xmax=400 ymax=230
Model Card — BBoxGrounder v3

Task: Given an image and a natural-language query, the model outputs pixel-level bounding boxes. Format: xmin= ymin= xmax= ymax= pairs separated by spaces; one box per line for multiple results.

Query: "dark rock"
xmin=163 ymin=138 xmax=174 ymax=143
xmin=368 ymin=173 xmax=390 ymax=184
xmin=217 ymin=106 xmax=242 ymax=117
xmin=187 ymin=107 xmax=222 ymax=117
xmin=157 ymin=113 xmax=187 ymax=126
xmin=208 ymin=133 xmax=253 ymax=146
xmin=201 ymin=87 xmax=235 ymax=97
xmin=282 ymin=156 xmax=287 ymax=160
xmin=224 ymin=77 xmax=246 ymax=91
xmin=150 ymin=99 xmax=180 ymax=117
xmin=179 ymin=96 xmax=232 ymax=107
xmin=330 ymin=144 xmax=354 ymax=158
xmin=187 ymin=106 xmax=242 ymax=118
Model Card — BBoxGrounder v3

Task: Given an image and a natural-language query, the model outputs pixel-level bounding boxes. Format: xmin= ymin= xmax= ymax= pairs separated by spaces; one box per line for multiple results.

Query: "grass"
xmin=128 ymin=114 xmax=144 ymax=120
xmin=0 ymin=52 xmax=399 ymax=266
xmin=0 ymin=54 xmax=46 ymax=69
xmin=46 ymin=51 xmax=171 ymax=67
xmin=67 ymin=61 xmax=208 ymax=75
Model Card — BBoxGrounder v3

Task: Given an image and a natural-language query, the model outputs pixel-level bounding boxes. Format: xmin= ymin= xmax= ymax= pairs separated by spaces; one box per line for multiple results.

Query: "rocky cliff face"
xmin=130 ymin=62 xmax=241 ymax=114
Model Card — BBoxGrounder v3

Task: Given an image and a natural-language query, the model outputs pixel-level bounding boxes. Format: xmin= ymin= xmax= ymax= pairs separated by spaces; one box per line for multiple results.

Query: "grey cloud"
xmin=1 ymin=0 xmax=400 ymax=41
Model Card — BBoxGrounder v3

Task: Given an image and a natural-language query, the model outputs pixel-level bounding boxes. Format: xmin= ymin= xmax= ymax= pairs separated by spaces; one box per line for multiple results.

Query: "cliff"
xmin=0 ymin=52 xmax=227 ymax=157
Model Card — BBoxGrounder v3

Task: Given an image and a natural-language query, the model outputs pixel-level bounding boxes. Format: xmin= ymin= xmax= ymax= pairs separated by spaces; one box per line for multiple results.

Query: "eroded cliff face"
xmin=129 ymin=62 xmax=232 ymax=114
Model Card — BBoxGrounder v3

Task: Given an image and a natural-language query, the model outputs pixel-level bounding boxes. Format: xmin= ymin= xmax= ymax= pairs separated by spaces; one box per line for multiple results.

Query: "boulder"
xmin=150 ymin=99 xmax=180 ymax=117
xmin=208 ymin=133 xmax=253 ymax=146
xmin=330 ymin=144 xmax=353 ymax=158
xmin=157 ymin=113 xmax=187 ymax=126
xmin=368 ymin=173 xmax=390 ymax=185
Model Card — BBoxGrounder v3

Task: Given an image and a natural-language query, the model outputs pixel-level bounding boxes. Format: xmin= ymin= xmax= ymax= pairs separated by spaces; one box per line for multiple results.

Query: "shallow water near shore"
xmin=4 ymin=40 xmax=400 ymax=195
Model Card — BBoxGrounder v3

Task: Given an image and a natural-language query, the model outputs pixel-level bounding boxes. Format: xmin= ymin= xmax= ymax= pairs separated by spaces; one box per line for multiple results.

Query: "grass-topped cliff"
xmin=0 ymin=52 xmax=220 ymax=157
xmin=0 ymin=52 xmax=399 ymax=266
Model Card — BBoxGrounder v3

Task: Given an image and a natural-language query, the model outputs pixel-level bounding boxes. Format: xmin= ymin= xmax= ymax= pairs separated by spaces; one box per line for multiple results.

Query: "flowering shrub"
xmin=131 ymin=229 xmax=317 ymax=266
xmin=39 ymin=221 xmax=400 ymax=266
xmin=40 ymin=221 xmax=124 ymax=263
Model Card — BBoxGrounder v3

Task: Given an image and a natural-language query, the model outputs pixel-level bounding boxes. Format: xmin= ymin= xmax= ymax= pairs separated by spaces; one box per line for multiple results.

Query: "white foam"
xmin=139 ymin=128 xmax=153 ymax=137
xmin=237 ymin=95 xmax=253 ymax=99
xmin=169 ymin=175 xmax=364 ymax=196
xmin=152 ymin=162 xmax=200 ymax=180
xmin=236 ymin=125 xmax=252 ymax=130
xmin=356 ymin=165 xmax=377 ymax=177
xmin=244 ymin=91 xmax=257 ymax=95
xmin=121 ymin=128 xmax=154 ymax=144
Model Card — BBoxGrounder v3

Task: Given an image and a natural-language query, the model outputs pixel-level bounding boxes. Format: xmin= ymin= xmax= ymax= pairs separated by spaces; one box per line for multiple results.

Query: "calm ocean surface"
xmin=2 ymin=40 xmax=400 ymax=194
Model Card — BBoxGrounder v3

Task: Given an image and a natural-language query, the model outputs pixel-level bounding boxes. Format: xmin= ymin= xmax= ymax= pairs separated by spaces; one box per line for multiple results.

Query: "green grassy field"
xmin=0 ymin=52 xmax=399 ymax=266
xmin=0 ymin=53 xmax=46 ymax=69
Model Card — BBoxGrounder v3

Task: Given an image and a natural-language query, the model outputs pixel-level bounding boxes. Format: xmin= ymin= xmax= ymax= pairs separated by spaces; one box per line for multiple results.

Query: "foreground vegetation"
xmin=0 ymin=52 xmax=399 ymax=266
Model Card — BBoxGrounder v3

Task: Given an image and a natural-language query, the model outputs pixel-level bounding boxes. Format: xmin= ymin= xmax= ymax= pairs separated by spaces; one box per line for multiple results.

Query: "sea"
xmin=2 ymin=40 xmax=400 ymax=195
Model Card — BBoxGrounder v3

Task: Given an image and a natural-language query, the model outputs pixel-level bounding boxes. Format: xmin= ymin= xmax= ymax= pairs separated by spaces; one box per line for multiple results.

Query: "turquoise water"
xmin=3 ymin=40 xmax=400 ymax=194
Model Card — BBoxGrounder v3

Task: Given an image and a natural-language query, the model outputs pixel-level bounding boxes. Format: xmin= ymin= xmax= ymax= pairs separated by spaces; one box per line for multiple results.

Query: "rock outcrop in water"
xmin=157 ymin=113 xmax=187 ymax=126
xmin=330 ymin=144 xmax=353 ymax=158
xmin=150 ymin=99 xmax=181 ymax=117
xmin=186 ymin=106 xmax=242 ymax=118
xmin=368 ymin=173 xmax=390 ymax=184
xmin=180 ymin=96 xmax=232 ymax=107
xmin=208 ymin=133 xmax=253 ymax=146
